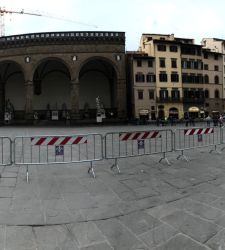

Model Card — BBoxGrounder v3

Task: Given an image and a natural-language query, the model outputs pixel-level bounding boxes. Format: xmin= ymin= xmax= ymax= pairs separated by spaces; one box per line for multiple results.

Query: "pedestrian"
xmin=205 ymin=115 xmax=211 ymax=127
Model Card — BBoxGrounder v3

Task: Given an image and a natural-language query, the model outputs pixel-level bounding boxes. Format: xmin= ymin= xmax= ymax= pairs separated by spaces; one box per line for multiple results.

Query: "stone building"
xmin=0 ymin=31 xmax=127 ymax=123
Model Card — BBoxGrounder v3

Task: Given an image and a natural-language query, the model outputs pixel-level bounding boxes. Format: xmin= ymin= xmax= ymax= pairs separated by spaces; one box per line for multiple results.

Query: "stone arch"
xmin=77 ymin=56 xmax=119 ymax=119
xmin=0 ymin=60 xmax=26 ymax=119
xmin=169 ymin=107 xmax=179 ymax=119
xmin=32 ymin=57 xmax=71 ymax=119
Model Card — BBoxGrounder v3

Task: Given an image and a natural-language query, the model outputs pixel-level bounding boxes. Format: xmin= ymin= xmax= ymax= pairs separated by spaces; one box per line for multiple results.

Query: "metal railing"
xmin=105 ymin=129 xmax=173 ymax=172
xmin=14 ymin=133 xmax=103 ymax=180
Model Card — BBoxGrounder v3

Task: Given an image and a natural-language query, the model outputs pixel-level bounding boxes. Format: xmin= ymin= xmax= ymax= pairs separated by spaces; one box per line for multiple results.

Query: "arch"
xmin=169 ymin=107 xmax=179 ymax=119
xmin=77 ymin=56 xmax=120 ymax=79
xmin=0 ymin=60 xmax=25 ymax=119
xmin=31 ymin=57 xmax=71 ymax=79
xmin=78 ymin=57 xmax=119 ymax=119
xmin=32 ymin=57 xmax=71 ymax=119
xmin=215 ymin=89 xmax=220 ymax=98
xmin=204 ymin=89 xmax=209 ymax=98
xmin=204 ymin=74 xmax=209 ymax=84
xmin=215 ymin=75 xmax=219 ymax=84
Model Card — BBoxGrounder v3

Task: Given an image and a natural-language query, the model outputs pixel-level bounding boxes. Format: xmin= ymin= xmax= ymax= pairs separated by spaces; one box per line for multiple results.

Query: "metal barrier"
xmin=105 ymin=129 xmax=173 ymax=172
xmin=174 ymin=127 xmax=222 ymax=161
xmin=0 ymin=137 xmax=12 ymax=166
xmin=14 ymin=133 xmax=103 ymax=180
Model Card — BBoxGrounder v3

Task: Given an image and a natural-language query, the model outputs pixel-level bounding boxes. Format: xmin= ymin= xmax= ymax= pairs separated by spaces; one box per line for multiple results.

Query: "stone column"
xmin=117 ymin=78 xmax=127 ymax=119
xmin=24 ymin=80 xmax=33 ymax=120
xmin=70 ymin=79 xmax=80 ymax=120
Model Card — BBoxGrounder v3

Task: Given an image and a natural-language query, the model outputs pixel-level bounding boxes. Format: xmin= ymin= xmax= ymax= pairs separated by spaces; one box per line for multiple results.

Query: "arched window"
xmin=205 ymin=89 xmax=209 ymax=98
xmin=215 ymin=89 xmax=220 ymax=98
xmin=215 ymin=75 xmax=219 ymax=84
xmin=204 ymin=74 xmax=209 ymax=84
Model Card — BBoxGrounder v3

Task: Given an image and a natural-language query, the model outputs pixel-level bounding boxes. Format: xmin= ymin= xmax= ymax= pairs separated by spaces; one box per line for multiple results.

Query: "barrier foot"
xmin=159 ymin=153 xmax=171 ymax=166
xmin=88 ymin=162 xmax=96 ymax=178
xmin=110 ymin=159 xmax=120 ymax=174
xmin=177 ymin=150 xmax=189 ymax=162
xmin=26 ymin=165 xmax=29 ymax=183
xmin=209 ymin=145 xmax=221 ymax=154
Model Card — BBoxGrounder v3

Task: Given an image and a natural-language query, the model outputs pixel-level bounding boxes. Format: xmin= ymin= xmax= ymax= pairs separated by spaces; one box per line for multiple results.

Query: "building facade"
xmin=127 ymin=33 xmax=224 ymax=121
xmin=0 ymin=31 xmax=127 ymax=123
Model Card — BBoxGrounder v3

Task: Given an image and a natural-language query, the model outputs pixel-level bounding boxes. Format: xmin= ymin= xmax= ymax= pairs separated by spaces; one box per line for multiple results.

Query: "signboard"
xmin=198 ymin=134 xmax=203 ymax=142
xmin=55 ymin=145 xmax=64 ymax=156
xmin=52 ymin=111 xmax=58 ymax=120
xmin=137 ymin=140 xmax=145 ymax=149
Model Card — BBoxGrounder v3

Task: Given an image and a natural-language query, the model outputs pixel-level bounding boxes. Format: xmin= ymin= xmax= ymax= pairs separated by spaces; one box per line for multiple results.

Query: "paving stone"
xmin=95 ymin=218 xmax=149 ymax=250
xmin=0 ymin=187 xmax=14 ymax=198
xmin=139 ymin=223 xmax=178 ymax=248
xmin=189 ymin=192 xmax=220 ymax=205
xmin=146 ymin=203 xmax=181 ymax=219
xmin=119 ymin=211 xmax=162 ymax=235
xmin=0 ymin=177 xmax=16 ymax=187
xmin=161 ymin=210 xmax=222 ymax=243
xmin=80 ymin=242 xmax=113 ymax=250
xmin=34 ymin=225 xmax=79 ymax=250
xmin=67 ymin=222 xmax=106 ymax=248
xmin=206 ymin=228 xmax=225 ymax=250
xmin=154 ymin=233 xmax=210 ymax=250
xmin=5 ymin=226 xmax=37 ymax=250
xmin=80 ymin=205 xmax=123 ymax=221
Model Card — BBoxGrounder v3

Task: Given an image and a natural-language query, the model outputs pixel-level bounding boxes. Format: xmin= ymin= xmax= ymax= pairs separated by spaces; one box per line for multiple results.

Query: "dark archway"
xmin=0 ymin=61 xmax=25 ymax=120
xmin=79 ymin=58 xmax=117 ymax=119
xmin=33 ymin=58 xmax=71 ymax=120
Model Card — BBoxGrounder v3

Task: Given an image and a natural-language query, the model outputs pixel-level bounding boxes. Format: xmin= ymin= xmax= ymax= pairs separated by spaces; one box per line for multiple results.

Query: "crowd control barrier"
xmin=0 ymin=137 xmax=12 ymax=166
xmin=14 ymin=133 xmax=103 ymax=181
xmin=174 ymin=127 xmax=221 ymax=161
xmin=105 ymin=129 xmax=173 ymax=172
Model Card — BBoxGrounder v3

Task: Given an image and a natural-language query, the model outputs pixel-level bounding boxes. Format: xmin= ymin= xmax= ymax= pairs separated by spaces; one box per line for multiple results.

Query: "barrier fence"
xmin=0 ymin=137 xmax=12 ymax=166
xmin=105 ymin=129 xmax=173 ymax=172
xmin=2 ymin=127 xmax=225 ymax=181
xmin=174 ymin=127 xmax=222 ymax=161
xmin=14 ymin=133 xmax=103 ymax=180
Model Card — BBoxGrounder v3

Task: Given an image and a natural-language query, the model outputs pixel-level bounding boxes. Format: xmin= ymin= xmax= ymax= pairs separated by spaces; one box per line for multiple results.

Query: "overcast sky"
xmin=1 ymin=0 xmax=225 ymax=50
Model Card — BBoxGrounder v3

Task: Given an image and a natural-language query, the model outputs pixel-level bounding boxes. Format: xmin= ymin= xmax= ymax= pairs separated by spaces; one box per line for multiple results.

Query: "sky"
xmin=1 ymin=0 xmax=225 ymax=50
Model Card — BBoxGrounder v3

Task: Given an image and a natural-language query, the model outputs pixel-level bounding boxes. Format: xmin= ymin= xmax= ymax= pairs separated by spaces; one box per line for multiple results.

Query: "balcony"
xmin=183 ymin=97 xmax=205 ymax=104
xmin=156 ymin=97 xmax=183 ymax=103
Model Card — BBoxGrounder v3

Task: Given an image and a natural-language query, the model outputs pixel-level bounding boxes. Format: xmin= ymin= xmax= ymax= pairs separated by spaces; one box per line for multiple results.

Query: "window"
xmin=214 ymin=54 xmax=218 ymax=60
xmin=204 ymin=53 xmax=208 ymax=59
xmin=159 ymin=89 xmax=168 ymax=99
xmin=171 ymin=89 xmax=180 ymax=99
xmin=181 ymin=59 xmax=187 ymax=69
xmin=205 ymin=89 xmax=209 ymax=98
xmin=148 ymin=60 xmax=153 ymax=67
xmin=171 ymin=73 xmax=179 ymax=82
xmin=215 ymin=90 xmax=219 ymax=98
xmin=204 ymin=75 xmax=209 ymax=84
xmin=214 ymin=65 xmax=219 ymax=71
xmin=215 ymin=75 xmax=219 ymax=84
xmin=135 ymin=73 xmax=145 ymax=82
xmin=146 ymin=73 xmax=156 ymax=82
xmin=204 ymin=64 xmax=208 ymax=70
xmin=138 ymin=90 xmax=143 ymax=100
xmin=157 ymin=44 xmax=166 ymax=51
xmin=171 ymin=58 xmax=177 ymax=68
xmin=159 ymin=72 xmax=167 ymax=82
xmin=159 ymin=58 xmax=166 ymax=68
xmin=170 ymin=45 xmax=178 ymax=52
xmin=137 ymin=60 xmax=142 ymax=67
xmin=149 ymin=90 xmax=154 ymax=99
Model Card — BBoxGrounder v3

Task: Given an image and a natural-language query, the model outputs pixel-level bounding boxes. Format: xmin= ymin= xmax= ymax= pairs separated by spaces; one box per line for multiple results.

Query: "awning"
xmin=188 ymin=107 xmax=199 ymax=112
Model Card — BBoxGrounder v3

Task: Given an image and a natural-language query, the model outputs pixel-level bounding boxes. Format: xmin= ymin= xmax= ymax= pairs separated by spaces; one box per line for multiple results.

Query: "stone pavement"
xmin=0 ymin=125 xmax=224 ymax=249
